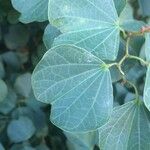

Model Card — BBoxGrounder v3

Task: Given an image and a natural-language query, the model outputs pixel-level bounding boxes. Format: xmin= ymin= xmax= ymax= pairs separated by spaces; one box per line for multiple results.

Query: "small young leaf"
xmin=32 ymin=45 xmax=113 ymax=132
xmin=11 ymin=0 xmax=48 ymax=23
xmin=99 ymin=101 xmax=150 ymax=150
xmin=7 ymin=116 xmax=35 ymax=143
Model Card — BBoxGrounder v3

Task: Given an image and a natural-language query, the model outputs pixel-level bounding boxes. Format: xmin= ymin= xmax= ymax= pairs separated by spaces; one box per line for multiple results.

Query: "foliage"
xmin=1 ymin=0 xmax=150 ymax=149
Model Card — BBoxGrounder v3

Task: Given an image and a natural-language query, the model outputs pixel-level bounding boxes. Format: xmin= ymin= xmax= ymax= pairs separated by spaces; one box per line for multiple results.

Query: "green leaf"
xmin=14 ymin=73 xmax=31 ymax=97
xmin=32 ymin=45 xmax=113 ymax=132
xmin=144 ymin=66 xmax=150 ymax=111
xmin=64 ymin=131 xmax=98 ymax=150
xmin=113 ymin=0 xmax=126 ymax=15
xmin=0 ymin=88 xmax=17 ymax=115
xmin=11 ymin=0 xmax=48 ymax=23
xmin=0 ymin=79 xmax=8 ymax=102
xmin=48 ymin=0 xmax=120 ymax=60
xmin=138 ymin=0 xmax=150 ymax=16
xmin=7 ymin=116 xmax=36 ymax=143
xmin=43 ymin=24 xmax=61 ymax=50
xmin=144 ymin=33 xmax=150 ymax=61
xmin=99 ymin=101 xmax=150 ymax=150
xmin=119 ymin=3 xmax=145 ymax=32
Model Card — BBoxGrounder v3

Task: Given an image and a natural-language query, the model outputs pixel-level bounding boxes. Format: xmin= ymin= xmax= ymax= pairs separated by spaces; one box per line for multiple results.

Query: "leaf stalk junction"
xmin=108 ymin=28 xmax=150 ymax=101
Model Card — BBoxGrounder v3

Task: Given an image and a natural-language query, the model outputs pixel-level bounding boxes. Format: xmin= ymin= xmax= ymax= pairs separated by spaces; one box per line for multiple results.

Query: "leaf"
xmin=0 ymin=79 xmax=8 ymax=102
xmin=11 ymin=0 xmax=48 ymax=23
xmin=138 ymin=0 xmax=150 ymax=16
xmin=36 ymin=144 xmax=49 ymax=150
xmin=113 ymin=0 xmax=126 ymax=15
xmin=32 ymin=45 xmax=113 ymax=132
xmin=144 ymin=33 xmax=150 ymax=61
xmin=98 ymin=101 xmax=150 ymax=150
xmin=48 ymin=0 xmax=120 ymax=60
xmin=0 ymin=88 xmax=17 ymax=115
xmin=7 ymin=116 xmax=36 ymax=143
xmin=119 ymin=3 xmax=145 ymax=32
xmin=43 ymin=24 xmax=61 ymax=50
xmin=144 ymin=66 xmax=150 ymax=111
xmin=64 ymin=131 xmax=98 ymax=150
xmin=14 ymin=73 xmax=31 ymax=97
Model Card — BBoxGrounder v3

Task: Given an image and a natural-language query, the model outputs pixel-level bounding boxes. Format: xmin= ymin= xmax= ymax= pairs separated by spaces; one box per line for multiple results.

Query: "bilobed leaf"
xmin=48 ymin=0 xmax=120 ymax=60
xmin=11 ymin=0 xmax=48 ymax=23
xmin=7 ymin=116 xmax=35 ymax=143
xmin=99 ymin=101 xmax=150 ymax=150
xmin=32 ymin=45 xmax=113 ymax=132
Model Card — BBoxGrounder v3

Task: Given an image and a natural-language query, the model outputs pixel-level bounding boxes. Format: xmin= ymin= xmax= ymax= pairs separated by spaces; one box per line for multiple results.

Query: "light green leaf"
xmin=64 ymin=131 xmax=98 ymax=150
xmin=11 ymin=0 xmax=48 ymax=23
xmin=0 ymin=79 xmax=8 ymax=102
xmin=144 ymin=66 xmax=150 ymax=111
xmin=98 ymin=101 xmax=150 ymax=150
xmin=32 ymin=45 xmax=113 ymax=132
xmin=7 ymin=116 xmax=36 ymax=143
xmin=48 ymin=0 xmax=120 ymax=61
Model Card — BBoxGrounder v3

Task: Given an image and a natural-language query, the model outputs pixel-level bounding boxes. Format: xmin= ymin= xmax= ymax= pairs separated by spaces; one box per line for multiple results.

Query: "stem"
xmin=125 ymin=79 xmax=139 ymax=100
xmin=127 ymin=55 xmax=149 ymax=66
